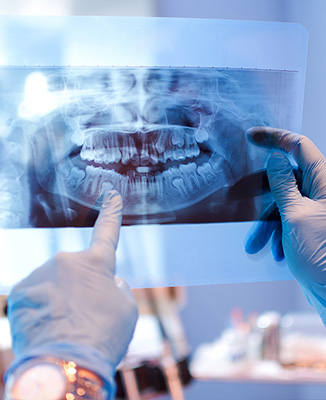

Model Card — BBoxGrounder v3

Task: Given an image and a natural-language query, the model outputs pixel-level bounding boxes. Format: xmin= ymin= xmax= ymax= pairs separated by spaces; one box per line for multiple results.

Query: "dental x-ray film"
xmin=2 ymin=66 xmax=297 ymax=228
xmin=0 ymin=16 xmax=308 ymax=290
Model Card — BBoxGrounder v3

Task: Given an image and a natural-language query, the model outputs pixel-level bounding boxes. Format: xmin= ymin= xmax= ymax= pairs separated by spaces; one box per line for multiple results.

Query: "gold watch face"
xmin=11 ymin=363 xmax=66 ymax=400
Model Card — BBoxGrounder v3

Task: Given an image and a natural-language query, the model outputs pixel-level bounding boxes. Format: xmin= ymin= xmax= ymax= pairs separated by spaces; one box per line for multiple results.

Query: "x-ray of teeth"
xmin=0 ymin=66 xmax=298 ymax=228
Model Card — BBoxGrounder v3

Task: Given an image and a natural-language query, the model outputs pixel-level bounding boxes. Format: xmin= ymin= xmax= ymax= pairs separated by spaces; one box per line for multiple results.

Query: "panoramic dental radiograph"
xmin=0 ymin=67 xmax=296 ymax=228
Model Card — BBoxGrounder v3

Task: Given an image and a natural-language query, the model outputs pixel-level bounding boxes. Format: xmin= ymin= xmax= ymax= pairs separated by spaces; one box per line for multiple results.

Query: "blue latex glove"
xmin=5 ymin=190 xmax=138 ymax=397
xmin=244 ymin=127 xmax=326 ymax=324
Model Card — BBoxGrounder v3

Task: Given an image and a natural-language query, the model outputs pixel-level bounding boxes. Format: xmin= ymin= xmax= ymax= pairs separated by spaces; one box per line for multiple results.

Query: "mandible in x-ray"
xmin=0 ymin=66 xmax=295 ymax=228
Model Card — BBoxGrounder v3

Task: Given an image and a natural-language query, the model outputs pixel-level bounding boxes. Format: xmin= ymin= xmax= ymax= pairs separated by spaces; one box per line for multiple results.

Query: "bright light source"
xmin=18 ymin=72 xmax=59 ymax=119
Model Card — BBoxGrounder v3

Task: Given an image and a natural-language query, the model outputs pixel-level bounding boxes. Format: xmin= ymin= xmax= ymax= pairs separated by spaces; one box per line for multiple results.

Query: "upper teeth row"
xmin=75 ymin=126 xmax=209 ymax=166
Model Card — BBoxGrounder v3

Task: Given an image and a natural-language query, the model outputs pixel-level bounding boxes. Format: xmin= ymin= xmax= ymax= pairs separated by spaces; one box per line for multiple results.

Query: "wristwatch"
xmin=4 ymin=356 xmax=109 ymax=400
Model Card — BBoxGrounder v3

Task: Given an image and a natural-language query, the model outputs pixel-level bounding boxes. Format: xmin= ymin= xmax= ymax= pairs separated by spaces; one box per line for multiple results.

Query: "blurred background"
xmin=1 ymin=1 xmax=326 ymax=399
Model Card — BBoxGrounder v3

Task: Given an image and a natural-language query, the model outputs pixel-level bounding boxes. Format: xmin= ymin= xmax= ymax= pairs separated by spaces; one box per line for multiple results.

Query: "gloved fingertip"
xmin=270 ymin=222 xmax=285 ymax=262
xmin=271 ymin=241 xmax=285 ymax=262
xmin=243 ymin=226 xmax=266 ymax=255
xmin=245 ymin=126 xmax=267 ymax=145
xmin=243 ymin=220 xmax=280 ymax=255
xmin=243 ymin=233 xmax=258 ymax=255
xmin=102 ymin=190 xmax=123 ymax=210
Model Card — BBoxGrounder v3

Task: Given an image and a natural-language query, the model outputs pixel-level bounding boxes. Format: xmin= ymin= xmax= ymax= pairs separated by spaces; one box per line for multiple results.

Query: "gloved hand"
xmin=5 ymin=190 xmax=138 ymax=397
xmin=244 ymin=127 xmax=326 ymax=324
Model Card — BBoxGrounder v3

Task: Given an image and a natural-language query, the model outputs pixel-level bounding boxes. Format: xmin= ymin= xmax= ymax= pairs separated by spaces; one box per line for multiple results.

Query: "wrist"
xmin=4 ymin=356 xmax=109 ymax=400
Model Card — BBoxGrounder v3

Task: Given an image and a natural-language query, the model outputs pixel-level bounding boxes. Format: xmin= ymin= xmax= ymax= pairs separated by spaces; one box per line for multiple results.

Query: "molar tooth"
xmin=163 ymin=167 xmax=180 ymax=194
xmin=210 ymin=154 xmax=226 ymax=172
xmin=102 ymin=168 xmax=120 ymax=187
xmin=57 ymin=160 xmax=72 ymax=179
xmin=195 ymin=126 xmax=209 ymax=143
xmin=164 ymin=148 xmax=186 ymax=162
xmin=172 ymin=177 xmax=188 ymax=198
xmin=67 ymin=116 xmax=85 ymax=146
xmin=103 ymin=135 xmax=121 ymax=164
xmin=184 ymin=134 xmax=200 ymax=158
xmin=113 ymin=147 xmax=121 ymax=163
xmin=171 ymin=128 xmax=185 ymax=148
xmin=70 ymin=129 xmax=85 ymax=146
xmin=80 ymin=134 xmax=94 ymax=161
xmin=130 ymin=153 xmax=140 ymax=166
xmin=84 ymin=165 xmax=102 ymax=196
xmin=94 ymin=147 xmax=106 ymax=164
xmin=67 ymin=167 xmax=86 ymax=189
xmin=120 ymin=133 xmax=138 ymax=166
xmin=179 ymin=162 xmax=203 ymax=193
xmin=80 ymin=148 xmax=94 ymax=161
xmin=197 ymin=162 xmax=215 ymax=185
xmin=99 ymin=180 xmax=113 ymax=197
xmin=103 ymin=138 xmax=115 ymax=164
xmin=164 ymin=149 xmax=173 ymax=161
xmin=84 ymin=133 xmax=93 ymax=148
xmin=173 ymin=148 xmax=186 ymax=161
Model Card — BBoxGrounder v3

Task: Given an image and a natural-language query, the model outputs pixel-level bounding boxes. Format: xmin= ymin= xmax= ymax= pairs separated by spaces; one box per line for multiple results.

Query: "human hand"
xmin=244 ymin=127 xmax=326 ymax=324
xmin=6 ymin=190 xmax=138 ymax=394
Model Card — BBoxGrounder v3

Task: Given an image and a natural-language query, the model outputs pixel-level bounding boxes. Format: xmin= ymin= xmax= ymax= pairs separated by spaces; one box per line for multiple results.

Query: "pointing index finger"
xmin=90 ymin=190 xmax=123 ymax=271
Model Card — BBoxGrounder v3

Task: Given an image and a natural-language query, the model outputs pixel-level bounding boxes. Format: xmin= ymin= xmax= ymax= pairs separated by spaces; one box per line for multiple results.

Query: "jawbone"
xmin=28 ymin=67 xmax=269 ymax=217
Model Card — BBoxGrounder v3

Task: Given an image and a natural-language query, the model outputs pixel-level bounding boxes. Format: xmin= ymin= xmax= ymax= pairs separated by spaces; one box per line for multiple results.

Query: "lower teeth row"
xmin=59 ymin=155 xmax=227 ymax=201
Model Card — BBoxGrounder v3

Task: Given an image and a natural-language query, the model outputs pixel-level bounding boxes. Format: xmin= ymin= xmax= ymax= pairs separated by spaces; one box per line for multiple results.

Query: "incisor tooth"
xmin=141 ymin=141 xmax=150 ymax=166
xmin=155 ymin=173 xmax=163 ymax=198
xmin=118 ymin=175 xmax=128 ymax=196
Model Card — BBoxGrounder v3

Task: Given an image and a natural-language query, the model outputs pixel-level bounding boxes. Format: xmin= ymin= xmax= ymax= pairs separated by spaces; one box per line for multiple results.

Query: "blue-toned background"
xmin=0 ymin=1 xmax=325 ymax=399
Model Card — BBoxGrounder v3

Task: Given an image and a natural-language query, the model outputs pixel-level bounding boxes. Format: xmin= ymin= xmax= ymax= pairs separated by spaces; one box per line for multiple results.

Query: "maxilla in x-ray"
xmin=0 ymin=67 xmax=296 ymax=228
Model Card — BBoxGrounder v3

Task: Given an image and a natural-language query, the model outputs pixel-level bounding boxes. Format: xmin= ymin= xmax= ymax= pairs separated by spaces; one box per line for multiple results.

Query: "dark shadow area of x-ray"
xmin=0 ymin=67 xmax=298 ymax=228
